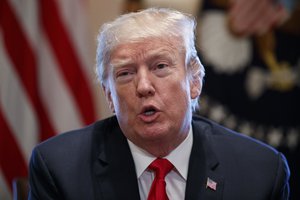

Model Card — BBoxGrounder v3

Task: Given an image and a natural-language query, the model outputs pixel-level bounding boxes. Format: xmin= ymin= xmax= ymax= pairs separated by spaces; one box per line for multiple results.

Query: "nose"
xmin=136 ymin=68 xmax=155 ymax=98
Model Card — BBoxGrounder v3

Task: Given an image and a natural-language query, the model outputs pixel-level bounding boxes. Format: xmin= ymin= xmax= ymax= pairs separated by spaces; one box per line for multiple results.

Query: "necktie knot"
xmin=148 ymin=158 xmax=173 ymax=179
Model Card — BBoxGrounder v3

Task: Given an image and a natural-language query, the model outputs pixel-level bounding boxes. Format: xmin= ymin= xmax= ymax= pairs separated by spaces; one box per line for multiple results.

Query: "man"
xmin=28 ymin=8 xmax=290 ymax=200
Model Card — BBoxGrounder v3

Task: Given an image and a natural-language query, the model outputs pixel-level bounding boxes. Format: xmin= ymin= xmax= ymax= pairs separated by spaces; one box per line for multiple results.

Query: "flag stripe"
xmin=40 ymin=0 xmax=96 ymax=124
xmin=0 ymin=0 xmax=97 ymax=198
xmin=0 ymin=31 xmax=38 ymax=162
xmin=39 ymin=35 xmax=84 ymax=133
xmin=8 ymin=0 xmax=39 ymax=50
xmin=0 ymin=0 xmax=56 ymax=141
xmin=0 ymin=109 xmax=28 ymax=192
xmin=57 ymin=0 xmax=96 ymax=95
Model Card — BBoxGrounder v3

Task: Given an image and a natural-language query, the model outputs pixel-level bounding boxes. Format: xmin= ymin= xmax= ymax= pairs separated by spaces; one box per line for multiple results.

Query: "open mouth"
xmin=141 ymin=106 xmax=158 ymax=116
xmin=139 ymin=105 xmax=160 ymax=122
xmin=144 ymin=109 xmax=156 ymax=116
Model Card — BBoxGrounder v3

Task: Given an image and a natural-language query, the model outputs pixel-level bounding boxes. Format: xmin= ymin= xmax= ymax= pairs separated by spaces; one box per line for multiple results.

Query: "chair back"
xmin=12 ymin=178 xmax=29 ymax=200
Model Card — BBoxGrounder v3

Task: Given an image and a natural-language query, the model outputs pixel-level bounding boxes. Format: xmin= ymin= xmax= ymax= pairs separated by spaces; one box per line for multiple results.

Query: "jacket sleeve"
xmin=28 ymin=147 xmax=61 ymax=200
xmin=271 ymin=153 xmax=290 ymax=200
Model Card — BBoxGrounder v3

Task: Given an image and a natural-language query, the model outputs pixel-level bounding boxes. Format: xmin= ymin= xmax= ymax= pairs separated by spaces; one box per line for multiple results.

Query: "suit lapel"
xmin=185 ymin=119 xmax=224 ymax=200
xmin=92 ymin=117 xmax=140 ymax=200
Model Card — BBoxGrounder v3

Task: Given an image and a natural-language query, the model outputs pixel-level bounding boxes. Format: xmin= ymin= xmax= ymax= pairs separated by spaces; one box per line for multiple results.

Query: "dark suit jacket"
xmin=28 ymin=115 xmax=290 ymax=200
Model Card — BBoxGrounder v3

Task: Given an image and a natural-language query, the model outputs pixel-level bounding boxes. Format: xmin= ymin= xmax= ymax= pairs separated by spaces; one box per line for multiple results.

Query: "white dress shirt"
xmin=127 ymin=127 xmax=193 ymax=200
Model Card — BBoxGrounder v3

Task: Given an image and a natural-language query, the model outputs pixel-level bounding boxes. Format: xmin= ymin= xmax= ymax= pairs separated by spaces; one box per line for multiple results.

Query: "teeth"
xmin=144 ymin=110 xmax=155 ymax=116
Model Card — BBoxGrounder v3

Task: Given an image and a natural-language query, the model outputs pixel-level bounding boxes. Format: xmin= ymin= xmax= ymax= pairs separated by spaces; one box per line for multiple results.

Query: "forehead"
xmin=109 ymin=37 xmax=184 ymax=64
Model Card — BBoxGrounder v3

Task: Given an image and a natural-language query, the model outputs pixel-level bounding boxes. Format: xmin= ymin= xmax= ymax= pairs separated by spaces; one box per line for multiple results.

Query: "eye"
xmin=152 ymin=62 xmax=172 ymax=77
xmin=156 ymin=63 xmax=168 ymax=69
xmin=117 ymin=71 xmax=131 ymax=77
xmin=115 ymin=69 xmax=135 ymax=83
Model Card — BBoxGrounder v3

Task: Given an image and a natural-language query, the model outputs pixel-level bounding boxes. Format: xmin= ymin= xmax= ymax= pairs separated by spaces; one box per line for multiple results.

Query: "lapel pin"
xmin=206 ymin=177 xmax=217 ymax=191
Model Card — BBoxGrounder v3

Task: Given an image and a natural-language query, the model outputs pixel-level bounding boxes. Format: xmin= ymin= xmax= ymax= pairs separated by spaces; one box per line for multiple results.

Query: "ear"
xmin=102 ymin=84 xmax=115 ymax=112
xmin=190 ymin=78 xmax=202 ymax=99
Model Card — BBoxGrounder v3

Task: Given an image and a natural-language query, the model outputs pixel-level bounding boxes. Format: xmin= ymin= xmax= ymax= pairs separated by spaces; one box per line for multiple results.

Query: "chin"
xmin=139 ymin=125 xmax=171 ymax=139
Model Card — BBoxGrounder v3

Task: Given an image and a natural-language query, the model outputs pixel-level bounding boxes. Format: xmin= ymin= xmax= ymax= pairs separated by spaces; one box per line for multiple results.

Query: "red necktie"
xmin=147 ymin=158 xmax=174 ymax=200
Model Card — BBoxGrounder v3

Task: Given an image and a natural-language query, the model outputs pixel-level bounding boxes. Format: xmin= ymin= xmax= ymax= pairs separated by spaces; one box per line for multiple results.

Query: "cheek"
xmin=161 ymin=79 xmax=191 ymax=110
xmin=113 ymin=86 xmax=136 ymax=113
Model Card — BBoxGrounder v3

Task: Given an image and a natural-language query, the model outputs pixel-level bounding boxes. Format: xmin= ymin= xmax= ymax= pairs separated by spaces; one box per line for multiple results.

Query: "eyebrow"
xmin=147 ymin=47 xmax=177 ymax=60
xmin=110 ymin=58 xmax=134 ymax=69
xmin=110 ymin=47 xmax=178 ymax=69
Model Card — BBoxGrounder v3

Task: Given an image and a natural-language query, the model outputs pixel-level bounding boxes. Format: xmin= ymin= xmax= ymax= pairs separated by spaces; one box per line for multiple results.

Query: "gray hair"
xmin=96 ymin=7 xmax=205 ymax=111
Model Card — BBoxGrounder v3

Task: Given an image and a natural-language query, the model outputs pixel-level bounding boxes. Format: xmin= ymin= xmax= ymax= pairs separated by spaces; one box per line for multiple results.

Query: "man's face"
xmin=104 ymin=37 xmax=200 ymax=155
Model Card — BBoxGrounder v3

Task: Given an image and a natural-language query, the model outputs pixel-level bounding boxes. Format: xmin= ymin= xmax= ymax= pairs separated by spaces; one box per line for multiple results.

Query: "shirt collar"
xmin=128 ymin=126 xmax=193 ymax=180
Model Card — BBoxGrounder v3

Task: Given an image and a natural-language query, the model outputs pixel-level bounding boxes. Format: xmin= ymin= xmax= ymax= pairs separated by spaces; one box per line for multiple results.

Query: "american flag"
xmin=0 ymin=0 xmax=97 ymax=199
xmin=206 ymin=177 xmax=217 ymax=191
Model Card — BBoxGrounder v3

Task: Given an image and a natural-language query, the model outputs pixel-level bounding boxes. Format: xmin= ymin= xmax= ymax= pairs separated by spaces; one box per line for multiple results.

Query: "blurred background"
xmin=0 ymin=0 xmax=299 ymax=199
